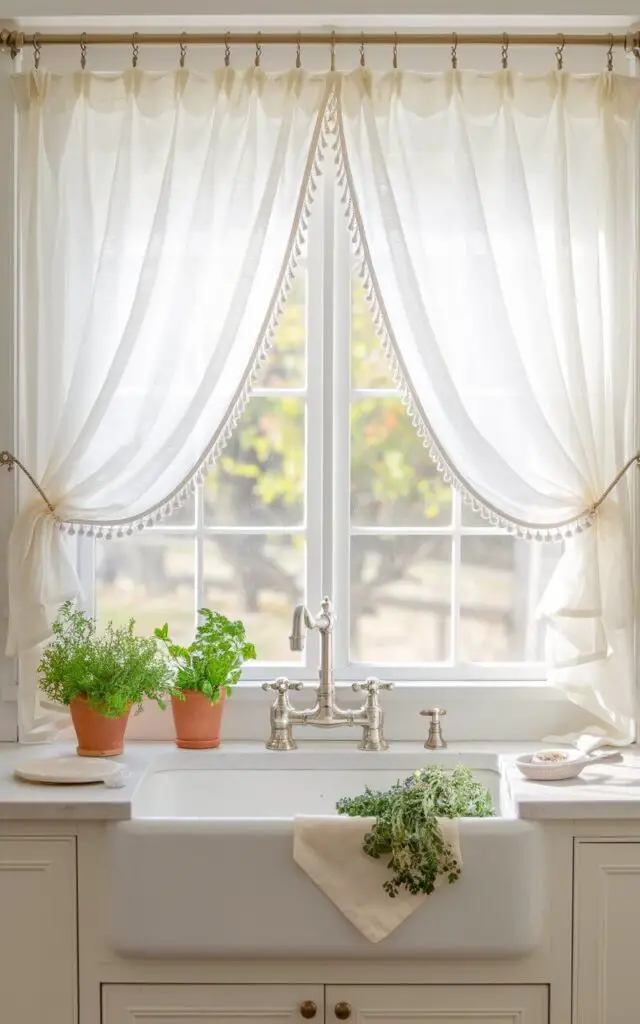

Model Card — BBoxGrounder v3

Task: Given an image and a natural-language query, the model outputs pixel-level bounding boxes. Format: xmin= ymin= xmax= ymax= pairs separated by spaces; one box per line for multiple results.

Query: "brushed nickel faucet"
xmin=421 ymin=707 xmax=447 ymax=749
xmin=262 ymin=597 xmax=393 ymax=751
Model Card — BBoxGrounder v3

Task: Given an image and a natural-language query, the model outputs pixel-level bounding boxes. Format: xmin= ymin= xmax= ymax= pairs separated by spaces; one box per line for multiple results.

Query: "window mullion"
xmin=451 ymin=488 xmax=462 ymax=666
xmin=331 ymin=171 xmax=352 ymax=675
xmin=195 ymin=482 xmax=204 ymax=629
xmin=304 ymin=170 xmax=325 ymax=677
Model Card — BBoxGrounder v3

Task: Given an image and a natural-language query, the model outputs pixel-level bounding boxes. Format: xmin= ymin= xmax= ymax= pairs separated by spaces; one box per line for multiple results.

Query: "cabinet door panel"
xmin=0 ymin=836 xmax=77 ymax=1024
xmin=574 ymin=841 xmax=640 ymax=1024
xmin=326 ymin=985 xmax=547 ymax=1024
xmin=103 ymin=984 xmax=324 ymax=1024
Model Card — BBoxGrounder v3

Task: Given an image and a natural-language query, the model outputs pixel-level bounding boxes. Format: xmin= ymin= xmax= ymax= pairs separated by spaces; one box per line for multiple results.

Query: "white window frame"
xmin=3 ymin=42 xmax=636 ymax=744
xmin=81 ymin=167 xmax=552 ymax=686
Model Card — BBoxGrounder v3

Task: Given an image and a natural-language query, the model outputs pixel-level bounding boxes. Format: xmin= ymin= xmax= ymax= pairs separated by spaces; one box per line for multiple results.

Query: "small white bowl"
xmin=514 ymin=749 xmax=621 ymax=782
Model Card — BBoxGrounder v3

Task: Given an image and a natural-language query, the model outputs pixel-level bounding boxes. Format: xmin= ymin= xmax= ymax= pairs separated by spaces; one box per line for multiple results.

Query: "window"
xmin=89 ymin=173 xmax=562 ymax=683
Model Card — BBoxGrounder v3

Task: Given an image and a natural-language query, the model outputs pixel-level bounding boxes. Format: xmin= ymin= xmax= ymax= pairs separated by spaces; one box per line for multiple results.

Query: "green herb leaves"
xmin=38 ymin=601 xmax=175 ymax=718
xmin=155 ymin=608 xmax=256 ymax=704
xmin=336 ymin=765 xmax=494 ymax=898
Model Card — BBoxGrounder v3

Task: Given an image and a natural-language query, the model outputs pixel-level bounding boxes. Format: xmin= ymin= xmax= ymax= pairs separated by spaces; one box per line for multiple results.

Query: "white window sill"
xmin=125 ymin=678 xmax=589 ymax=744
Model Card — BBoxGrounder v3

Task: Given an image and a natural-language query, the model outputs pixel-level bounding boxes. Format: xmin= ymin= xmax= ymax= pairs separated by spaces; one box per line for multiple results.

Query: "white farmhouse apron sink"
xmin=108 ymin=748 xmax=543 ymax=959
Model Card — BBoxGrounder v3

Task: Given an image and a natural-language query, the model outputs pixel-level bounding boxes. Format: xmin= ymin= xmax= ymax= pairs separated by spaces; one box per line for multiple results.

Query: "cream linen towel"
xmin=293 ymin=815 xmax=462 ymax=944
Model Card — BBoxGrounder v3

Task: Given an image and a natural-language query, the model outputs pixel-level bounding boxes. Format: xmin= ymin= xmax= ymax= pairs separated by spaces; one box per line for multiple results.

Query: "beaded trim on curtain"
xmin=44 ymin=81 xmax=335 ymax=539
xmin=328 ymin=83 xmax=630 ymax=543
xmin=3 ymin=81 xmax=639 ymax=542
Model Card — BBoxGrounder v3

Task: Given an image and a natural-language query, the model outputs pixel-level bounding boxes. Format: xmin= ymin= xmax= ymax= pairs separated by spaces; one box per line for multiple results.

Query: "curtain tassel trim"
xmin=0 ymin=83 xmax=335 ymax=541
xmin=2 ymin=85 xmax=639 ymax=544
xmin=326 ymin=92 xmax=638 ymax=542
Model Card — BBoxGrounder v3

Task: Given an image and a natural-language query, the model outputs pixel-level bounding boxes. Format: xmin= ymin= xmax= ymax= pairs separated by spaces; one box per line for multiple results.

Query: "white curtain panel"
xmin=8 ymin=68 xmax=329 ymax=739
xmin=337 ymin=70 xmax=640 ymax=744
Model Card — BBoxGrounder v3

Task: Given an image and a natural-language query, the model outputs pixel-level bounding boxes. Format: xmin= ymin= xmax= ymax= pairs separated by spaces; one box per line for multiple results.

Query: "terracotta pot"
xmin=69 ymin=696 xmax=131 ymax=757
xmin=171 ymin=689 xmax=226 ymax=749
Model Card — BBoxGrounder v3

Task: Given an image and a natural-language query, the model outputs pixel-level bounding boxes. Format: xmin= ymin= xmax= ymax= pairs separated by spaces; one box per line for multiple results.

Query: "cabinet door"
xmin=574 ymin=841 xmax=640 ymax=1024
xmin=0 ymin=836 xmax=77 ymax=1024
xmin=326 ymin=986 xmax=547 ymax=1024
xmin=103 ymin=984 xmax=324 ymax=1024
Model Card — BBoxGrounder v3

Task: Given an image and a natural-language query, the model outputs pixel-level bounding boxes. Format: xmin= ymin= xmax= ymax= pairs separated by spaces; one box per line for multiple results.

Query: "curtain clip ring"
xmin=80 ymin=32 xmax=87 ymax=70
xmin=555 ymin=33 xmax=565 ymax=71
xmin=295 ymin=32 xmax=302 ymax=69
xmin=32 ymin=32 xmax=41 ymax=71
xmin=254 ymin=32 xmax=262 ymax=68
xmin=359 ymin=32 xmax=366 ymax=68
xmin=179 ymin=32 xmax=187 ymax=69
xmin=606 ymin=33 xmax=614 ymax=72
xmin=392 ymin=32 xmax=398 ymax=70
xmin=330 ymin=30 xmax=336 ymax=71
xmin=501 ymin=33 xmax=509 ymax=70
xmin=451 ymin=32 xmax=458 ymax=70
xmin=131 ymin=32 xmax=139 ymax=69
xmin=224 ymin=32 xmax=231 ymax=67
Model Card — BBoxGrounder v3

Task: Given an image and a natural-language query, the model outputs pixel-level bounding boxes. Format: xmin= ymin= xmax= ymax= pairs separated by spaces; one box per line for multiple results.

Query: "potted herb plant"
xmin=38 ymin=601 xmax=175 ymax=757
xmin=155 ymin=608 xmax=256 ymax=749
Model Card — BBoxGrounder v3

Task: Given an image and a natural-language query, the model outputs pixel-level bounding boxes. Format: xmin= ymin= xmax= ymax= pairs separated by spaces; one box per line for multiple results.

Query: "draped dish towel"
xmin=293 ymin=815 xmax=462 ymax=943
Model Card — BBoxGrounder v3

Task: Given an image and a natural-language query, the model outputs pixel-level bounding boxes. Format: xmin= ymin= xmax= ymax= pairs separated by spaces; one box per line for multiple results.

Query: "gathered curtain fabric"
xmin=6 ymin=67 xmax=640 ymax=745
xmin=337 ymin=69 xmax=640 ymax=745
xmin=8 ymin=68 xmax=330 ymax=739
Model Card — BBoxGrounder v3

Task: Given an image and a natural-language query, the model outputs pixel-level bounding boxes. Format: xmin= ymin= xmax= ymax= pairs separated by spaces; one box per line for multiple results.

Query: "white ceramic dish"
xmin=14 ymin=756 xmax=129 ymax=787
xmin=515 ymin=750 xmax=621 ymax=782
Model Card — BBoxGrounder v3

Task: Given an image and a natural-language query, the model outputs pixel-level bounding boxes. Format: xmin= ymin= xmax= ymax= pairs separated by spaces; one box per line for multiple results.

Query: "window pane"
xmin=203 ymin=534 xmax=304 ymax=663
xmin=204 ymin=396 xmax=305 ymax=527
xmin=459 ymin=537 xmax=562 ymax=662
xmin=351 ymin=398 xmax=452 ymax=527
xmin=96 ymin=534 xmax=195 ymax=645
xmin=253 ymin=272 xmax=306 ymax=388
xmin=461 ymin=499 xmax=498 ymax=528
xmin=350 ymin=536 xmax=451 ymax=663
xmin=351 ymin=276 xmax=395 ymax=388
xmin=152 ymin=490 xmax=196 ymax=527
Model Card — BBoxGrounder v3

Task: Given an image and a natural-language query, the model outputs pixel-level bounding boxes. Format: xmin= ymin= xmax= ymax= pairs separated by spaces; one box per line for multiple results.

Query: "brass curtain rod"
xmin=1 ymin=29 xmax=638 ymax=52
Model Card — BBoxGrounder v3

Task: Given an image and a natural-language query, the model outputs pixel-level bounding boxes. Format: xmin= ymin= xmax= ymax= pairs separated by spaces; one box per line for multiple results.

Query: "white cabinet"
xmin=103 ymin=984 xmax=325 ymax=1024
xmin=574 ymin=841 xmax=640 ymax=1024
xmin=104 ymin=985 xmax=547 ymax=1024
xmin=326 ymin=986 xmax=548 ymax=1023
xmin=0 ymin=836 xmax=77 ymax=1024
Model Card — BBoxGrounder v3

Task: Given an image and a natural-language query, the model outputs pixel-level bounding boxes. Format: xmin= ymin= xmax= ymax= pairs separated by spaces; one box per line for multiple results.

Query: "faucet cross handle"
xmin=352 ymin=677 xmax=394 ymax=695
xmin=420 ymin=707 xmax=448 ymax=750
xmin=262 ymin=677 xmax=304 ymax=695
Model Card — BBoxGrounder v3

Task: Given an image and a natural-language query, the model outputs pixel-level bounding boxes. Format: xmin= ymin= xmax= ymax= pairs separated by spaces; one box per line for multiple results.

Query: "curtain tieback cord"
xmin=2 ymin=448 xmax=639 ymax=531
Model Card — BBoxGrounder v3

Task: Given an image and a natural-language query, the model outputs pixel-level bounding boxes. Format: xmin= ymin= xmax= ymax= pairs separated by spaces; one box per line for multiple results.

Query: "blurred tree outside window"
xmin=93 ymin=219 xmax=560 ymax=677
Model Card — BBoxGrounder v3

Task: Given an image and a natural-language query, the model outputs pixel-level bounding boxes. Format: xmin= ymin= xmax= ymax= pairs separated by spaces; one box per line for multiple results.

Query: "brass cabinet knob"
xmin=334 ymin=1003 xmax=352 ymax=1020
xmin=300 ymin=1002 xmax=317 ymax=1019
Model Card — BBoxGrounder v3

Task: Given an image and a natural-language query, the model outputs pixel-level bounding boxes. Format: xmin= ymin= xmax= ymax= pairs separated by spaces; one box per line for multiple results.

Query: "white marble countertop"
xmin=1 ymin=739 xmax=640 ymax=821
xmin=0 ymin=741 xmax=158 ymax=820
xmin=504 ymin=751 xmax=640 ymax=820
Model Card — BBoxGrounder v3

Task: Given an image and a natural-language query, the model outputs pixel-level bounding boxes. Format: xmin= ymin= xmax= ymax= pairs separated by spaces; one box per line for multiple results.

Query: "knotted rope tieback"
xmin=1 ymin=448 xmax=639 ymax=535
xmin=0 ymin=450 xmax=57 ymax=516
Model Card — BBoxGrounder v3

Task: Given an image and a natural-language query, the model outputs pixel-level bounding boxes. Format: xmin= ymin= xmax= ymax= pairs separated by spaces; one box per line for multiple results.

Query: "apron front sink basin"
xmin=108 ymin=747 xmax=543 ymax=959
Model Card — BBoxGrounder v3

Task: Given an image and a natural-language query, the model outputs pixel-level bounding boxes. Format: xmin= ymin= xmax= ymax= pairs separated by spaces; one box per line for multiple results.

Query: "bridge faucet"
xmin=262 ymin=597 xmax=393 ymax=751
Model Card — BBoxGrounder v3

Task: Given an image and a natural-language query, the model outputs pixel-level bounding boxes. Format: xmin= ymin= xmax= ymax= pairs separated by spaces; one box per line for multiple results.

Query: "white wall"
xmin=0 ymin=50 xmax=17 ymax=742
xmin=1 ymin=0 xmax=639 ymax=26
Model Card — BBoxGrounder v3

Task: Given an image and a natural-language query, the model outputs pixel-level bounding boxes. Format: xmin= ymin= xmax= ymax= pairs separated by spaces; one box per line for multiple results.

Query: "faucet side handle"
xmin=352 ymin=677 xmax=394 ymax=695
xmin=420 ymin=707 xmax=447 ymax=749
xmin=262 ymin=677 xmax=304 ymax=695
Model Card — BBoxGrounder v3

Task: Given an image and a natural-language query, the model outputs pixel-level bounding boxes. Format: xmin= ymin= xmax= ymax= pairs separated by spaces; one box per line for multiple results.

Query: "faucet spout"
xmin=289 ymin=605 xmax=309 ymax=652
xmin=266 ymin=596 xmax=392 ymax=751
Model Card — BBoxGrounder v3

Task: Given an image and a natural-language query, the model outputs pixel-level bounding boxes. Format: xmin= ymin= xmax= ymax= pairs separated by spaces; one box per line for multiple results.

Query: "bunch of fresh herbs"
xmin=38 ymin=601 xmax=175 ymax=718
xmin=155 ymin=608 xmax=256 ymax=704
xmin=336 ymin=764 xmax=494 ymax=898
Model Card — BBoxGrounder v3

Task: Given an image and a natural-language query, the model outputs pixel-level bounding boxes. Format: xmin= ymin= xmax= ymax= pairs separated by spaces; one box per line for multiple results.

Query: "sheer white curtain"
xmin=338 ymin=69 xmax=640 ymax=745
xmin=8 ymin=68 xmax=329 ymax=740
